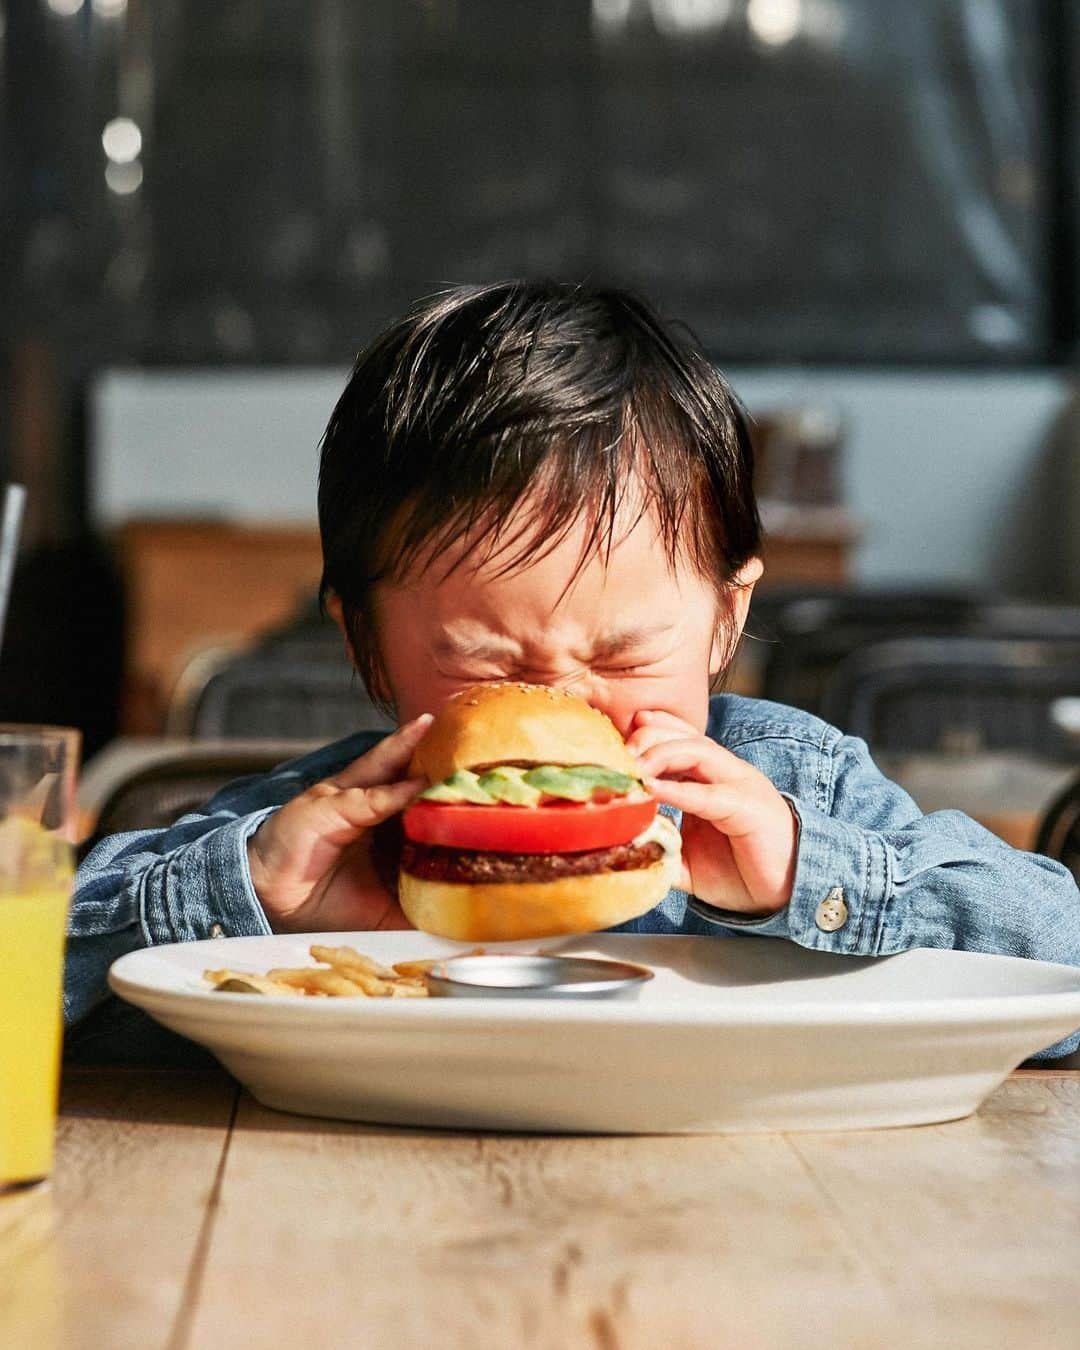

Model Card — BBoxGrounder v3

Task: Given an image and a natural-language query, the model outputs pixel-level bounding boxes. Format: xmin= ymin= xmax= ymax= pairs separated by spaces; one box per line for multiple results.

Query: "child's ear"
xmin=709 ymin=556 xmax=764 ymax=675
xmin=731 ymin=557 xmax=765 ymax=632
xmin=326 ymin=592 xmax=362 ymax=670
xmin=325 ymin=592 xmax=349 ymax=646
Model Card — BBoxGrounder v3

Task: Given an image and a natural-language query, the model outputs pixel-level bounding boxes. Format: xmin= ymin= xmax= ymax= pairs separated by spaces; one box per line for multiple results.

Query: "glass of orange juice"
xmin=0 ymin=725 xmax=80 ymax=1188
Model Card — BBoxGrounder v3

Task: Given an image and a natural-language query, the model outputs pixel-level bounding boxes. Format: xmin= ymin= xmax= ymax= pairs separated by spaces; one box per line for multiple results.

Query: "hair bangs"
xmin=376 ymin=402 xmax=709 ymax=599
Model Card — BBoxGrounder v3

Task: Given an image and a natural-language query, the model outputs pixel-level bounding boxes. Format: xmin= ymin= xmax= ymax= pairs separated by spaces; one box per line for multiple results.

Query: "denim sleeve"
xmin=704 ymin=734 xmax=1080 ymax=1059
xmin=63 ymin=734 xmax=386 ymax=1063
xmin=66 ymin=799 xmax=279 ymax=1028
xmin=64 ymin=733 xmax=384 ymax=1041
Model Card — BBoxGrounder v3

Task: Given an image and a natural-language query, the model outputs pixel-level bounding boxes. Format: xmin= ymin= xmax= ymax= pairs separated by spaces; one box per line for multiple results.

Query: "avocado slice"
xmin=477 ymin=766 xmax=544 ymax=806
xmin=419 ymin=769 xmax=494 ymax=804
xmin=565 ymin=765 xmax=639 ymax=795
xmin=522 ymin=765 xmax=600 ymax=802
xmin=421 ymin=763 xmax=641 ymax=806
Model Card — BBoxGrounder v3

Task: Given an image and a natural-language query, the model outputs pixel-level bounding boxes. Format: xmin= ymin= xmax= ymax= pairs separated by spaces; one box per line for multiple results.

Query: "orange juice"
xmin=0 ymin=728 xmax=80 ymax=1188
xmin=0 ymin=882 xmax=71 ymax=1184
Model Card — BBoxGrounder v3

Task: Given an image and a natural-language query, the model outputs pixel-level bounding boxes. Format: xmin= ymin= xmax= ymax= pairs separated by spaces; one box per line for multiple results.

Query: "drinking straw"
xmin=0 ymin=484 xmax=27 ymax=660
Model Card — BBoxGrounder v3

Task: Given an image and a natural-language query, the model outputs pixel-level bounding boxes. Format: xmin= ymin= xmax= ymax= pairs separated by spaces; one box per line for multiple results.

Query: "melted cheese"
xmin=633 ymin=812 xmax=683 ymax=888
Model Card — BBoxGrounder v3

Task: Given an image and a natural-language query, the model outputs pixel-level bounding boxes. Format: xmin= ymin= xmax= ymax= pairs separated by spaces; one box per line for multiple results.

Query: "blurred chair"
xmin=186 ymin=653 xmax=393 ymax=740
xmin=164 ymin=640 xmax=247 ymax=735
xmin=85 ymin=745 xmax=298 ymax=849
xmin=166 ymin=597 xmax=394 ymax=741
xmin=819 ymin=637 xmax=1080 ymax=760
xmin=1035 ymin=773 xmax=1080 ymax=883
xmin=754 ymin=587 xmax=988 ymax=713
xmin=756 ymin=592 xmax=1080 ymax=716
xmin=254 ymin=594 xmax=345 ymax=656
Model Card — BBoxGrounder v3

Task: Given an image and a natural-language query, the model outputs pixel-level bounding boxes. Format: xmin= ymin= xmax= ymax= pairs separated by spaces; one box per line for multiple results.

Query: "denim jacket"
xmin=66 ymin=695 xmax=1080 ymax=1060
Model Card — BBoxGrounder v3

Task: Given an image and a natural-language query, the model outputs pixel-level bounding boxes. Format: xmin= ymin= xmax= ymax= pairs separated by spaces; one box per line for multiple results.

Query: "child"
xmin=68 ymin=282 xmax=1080 ymax=1059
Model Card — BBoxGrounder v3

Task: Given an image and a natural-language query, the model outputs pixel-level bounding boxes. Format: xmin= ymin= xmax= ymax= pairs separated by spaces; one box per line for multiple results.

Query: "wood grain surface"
xmin=1 ymin=1068 xmax=237 ymax=1350
xmin=187 ymin=1073 xmax=1078 ymax=1350
xmin=2 ymin=1068 xmax=1078 ymax=1350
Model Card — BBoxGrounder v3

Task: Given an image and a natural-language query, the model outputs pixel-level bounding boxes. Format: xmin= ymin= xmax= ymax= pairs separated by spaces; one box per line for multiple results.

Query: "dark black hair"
xmin=318 ymin=281 xmax=761 ymax=698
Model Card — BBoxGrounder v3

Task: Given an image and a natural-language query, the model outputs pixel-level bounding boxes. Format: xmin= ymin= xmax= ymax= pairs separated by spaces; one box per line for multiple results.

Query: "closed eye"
xmin=596 ymin=662 xmax=661 ymax=676
xmin=434 ymin=664 xmax=513 ymax=683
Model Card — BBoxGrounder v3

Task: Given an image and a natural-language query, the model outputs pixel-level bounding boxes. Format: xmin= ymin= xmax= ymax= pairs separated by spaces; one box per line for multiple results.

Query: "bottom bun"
xmin=399 ymin=860 xmax=675 ymax=942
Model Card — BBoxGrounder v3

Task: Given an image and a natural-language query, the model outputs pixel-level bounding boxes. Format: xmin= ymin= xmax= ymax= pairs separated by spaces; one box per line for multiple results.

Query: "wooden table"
xmin=2 ymin=1067 xmax=1078 ymax=1350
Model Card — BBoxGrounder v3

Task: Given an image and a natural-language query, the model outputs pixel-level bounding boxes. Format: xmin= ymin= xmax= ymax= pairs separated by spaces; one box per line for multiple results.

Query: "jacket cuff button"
xmin=814 ymin=888 xmax=849 ymax=932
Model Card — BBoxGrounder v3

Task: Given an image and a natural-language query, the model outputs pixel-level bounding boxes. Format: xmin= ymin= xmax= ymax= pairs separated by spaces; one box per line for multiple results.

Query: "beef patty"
xmin=400 ymin=838 xmax=664 ymax=886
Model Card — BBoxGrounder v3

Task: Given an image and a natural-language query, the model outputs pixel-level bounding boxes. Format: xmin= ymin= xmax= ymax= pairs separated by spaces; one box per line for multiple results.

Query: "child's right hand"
xmin=246 ymin=714 xmax=433 ymax=933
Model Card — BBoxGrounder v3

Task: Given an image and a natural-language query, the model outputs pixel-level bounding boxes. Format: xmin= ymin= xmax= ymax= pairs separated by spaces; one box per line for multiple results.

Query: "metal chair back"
xmin=755 ymin=588 xmax=988 ymax=713
xmin=756 ymin=592 xmax=1080 ymax=717
xmin=1036 ymin=772 xmax=1080 ymax=883
xmin=86 ymin=747 xmax=298 ymax=848
xmin=820 ymin=636 xmax=1080 ymax=760
xmin=189 ymin=654 xmax=393 ymax=740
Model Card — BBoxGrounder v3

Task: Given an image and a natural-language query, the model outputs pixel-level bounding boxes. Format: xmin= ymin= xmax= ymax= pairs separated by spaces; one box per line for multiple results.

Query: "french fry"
xmin=391 ymin=948 xmax=486 ymax=979
xmin=310 ymin=945 xmax=399 ymax=977
xmin=389 ymin=957 xmax=445 ymax=979
xmin=266 ymin=966 xmax=368 ymax=997
xmin=204 ymin=969 xmax=303 ymax=996
xmin=388 ymin=979 xmax=429 ymax=998
xmin=310 ymin=944 xmax=398 ymax=991
xmin=204 ymin=943 xmax=437 ymax=999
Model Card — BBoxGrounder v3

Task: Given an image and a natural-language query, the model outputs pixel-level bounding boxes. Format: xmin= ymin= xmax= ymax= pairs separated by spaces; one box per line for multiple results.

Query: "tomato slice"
xmin=402 ymin=795 xmax=657 ymax=854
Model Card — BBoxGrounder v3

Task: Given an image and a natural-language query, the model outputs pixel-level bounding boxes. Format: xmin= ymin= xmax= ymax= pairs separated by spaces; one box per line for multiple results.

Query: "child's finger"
xmin=638 ymin=736 xmax=739 ymax=784
xmin=624 ymin=722 xmax=690 ymax=759
xmin=329 ymin=714 xmax=434 ymax=790
xmin=645 ymin=776 xmax=745 ymax=830
xmin=309 ymin=777 xmax=426 ymax=846
xmin=632 ymin=708 xmax=701 ymax=736
xmin=336 ymin=778 xmax=427 ymax=828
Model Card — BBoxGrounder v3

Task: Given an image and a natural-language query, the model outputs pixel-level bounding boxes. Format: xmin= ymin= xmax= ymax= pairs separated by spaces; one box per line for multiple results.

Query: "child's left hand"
xmin=626 ymin=710 xmax=798 ymax=917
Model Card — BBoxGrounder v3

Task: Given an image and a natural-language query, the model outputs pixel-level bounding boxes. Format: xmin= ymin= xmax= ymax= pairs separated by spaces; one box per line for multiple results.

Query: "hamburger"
xmin=398 ymin=682 xmax=682 ymax=941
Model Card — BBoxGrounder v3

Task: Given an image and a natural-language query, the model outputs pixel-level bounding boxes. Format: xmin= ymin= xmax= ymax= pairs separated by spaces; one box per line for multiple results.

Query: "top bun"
xmin=409 ymin=682 xmax=640 ymax=783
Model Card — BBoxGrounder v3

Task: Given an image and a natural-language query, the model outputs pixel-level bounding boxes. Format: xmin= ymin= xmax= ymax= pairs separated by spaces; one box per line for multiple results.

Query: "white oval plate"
xmin=109 ymin=932 xmax=1080 ymax=1134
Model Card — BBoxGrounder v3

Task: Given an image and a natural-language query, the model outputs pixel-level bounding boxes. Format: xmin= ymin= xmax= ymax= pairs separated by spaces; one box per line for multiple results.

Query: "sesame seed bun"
xmin=408 ymin=682 xmax=640 ymax=781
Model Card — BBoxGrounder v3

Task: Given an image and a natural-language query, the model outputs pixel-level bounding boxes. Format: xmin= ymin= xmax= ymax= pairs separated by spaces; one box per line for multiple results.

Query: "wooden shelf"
xmin=115 ymin=520 xmax=324 ymax=733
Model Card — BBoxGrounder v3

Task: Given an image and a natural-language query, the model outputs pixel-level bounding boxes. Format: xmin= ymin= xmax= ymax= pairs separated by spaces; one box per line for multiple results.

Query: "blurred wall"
xmin=93 ymin=370 xmax=339 ymax=525
xmin=92 ymin=366 xmax=1077 ymax=598
xmin=728 ymin=367 xmax=1075 ymax=596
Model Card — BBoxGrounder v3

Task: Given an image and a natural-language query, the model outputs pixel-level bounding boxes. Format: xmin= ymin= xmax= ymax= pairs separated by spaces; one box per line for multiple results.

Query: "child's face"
xmin=364 ymin=497 xmax=761 ymax=738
